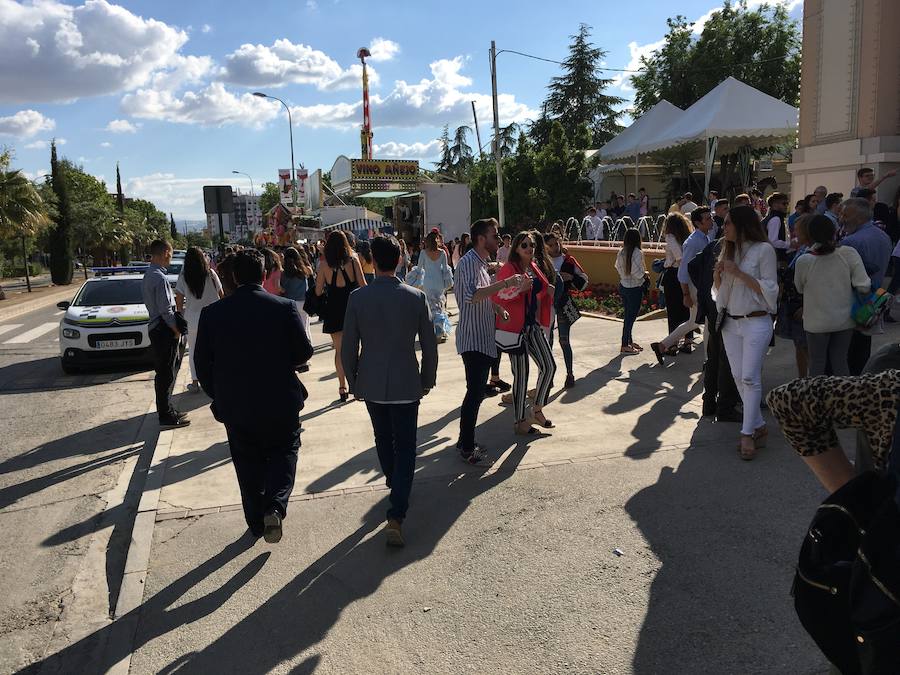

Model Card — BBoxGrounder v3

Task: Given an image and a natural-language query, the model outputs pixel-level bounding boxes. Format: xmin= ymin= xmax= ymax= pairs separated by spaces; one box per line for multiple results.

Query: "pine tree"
xmin=48 ymin=140 xmax=74 ymax=285
xmin=435 ymin=125 xmax=453 ymax=176
xmin=544 ymin=24 xmax=624 ymax=147
xmin=170 ymin=213 xmax=177 ymax=239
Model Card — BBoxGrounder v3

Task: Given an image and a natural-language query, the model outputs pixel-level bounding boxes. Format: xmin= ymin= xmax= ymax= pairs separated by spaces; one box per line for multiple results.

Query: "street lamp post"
xmin=231 ymin=170 xmax=255 ymax=236
xmin=253 ymin=92 xmax=297 ymax=210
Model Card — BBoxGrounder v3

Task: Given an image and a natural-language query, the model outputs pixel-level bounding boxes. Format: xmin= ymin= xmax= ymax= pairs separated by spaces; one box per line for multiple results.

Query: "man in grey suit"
xmin=342 ymin=236 xmax=439 ymax=547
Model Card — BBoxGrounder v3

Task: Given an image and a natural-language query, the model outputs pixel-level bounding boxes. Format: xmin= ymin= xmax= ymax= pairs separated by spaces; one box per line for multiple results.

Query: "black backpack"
xmin=792 ymin=466 xmax=900 ymax=674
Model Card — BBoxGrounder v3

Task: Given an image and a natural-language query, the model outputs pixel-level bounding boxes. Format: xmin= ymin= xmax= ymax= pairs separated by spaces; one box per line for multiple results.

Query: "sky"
xmin=0 ymin=0 xmax=802 ymax=223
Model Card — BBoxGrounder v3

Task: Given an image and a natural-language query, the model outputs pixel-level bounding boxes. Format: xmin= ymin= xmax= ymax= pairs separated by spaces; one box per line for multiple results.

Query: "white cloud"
xmin=100 ymin=141 xmax=112 ymax=148
xmin=149 ymin=54 xmax=214 ymax=91
xmin=0 ymin=0 xmax=188 ymax=103
xmin=126 ymin=172 xmax=238 ymax=217
xmin=373 ymin=139 xmax=442 ymax=160
xmin=692 ymin=0 xmax=803 ymax=33
xmin=291 ymin=57 xmax=536 ymax=130
xmin=610 ymin=39 xmax=665 ymax=94
xmin=22 ymin=169 xmax=49 ymax=182
xmin=121 ymin=82 xmax=281 ymax=128
xmin=368 ymin=38 xmax=399 ymax=62
xmin=106 ymin=118 xmax=139 ymax=133
xmin=24 ymin=137 xmax=66 ymax=149
xmin=200 ymin=23 xmax=212 ymax=33
xmin=220 ymin=38 xmax=379 ymax=91
xmin=0 ymin=109 xmax=56 ymax=137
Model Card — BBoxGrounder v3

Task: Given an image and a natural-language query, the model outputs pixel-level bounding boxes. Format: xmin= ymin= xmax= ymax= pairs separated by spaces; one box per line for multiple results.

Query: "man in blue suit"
xmin=342 ymin=236 xmax=438 ymax=547
xmin=195 ymin=249 xmax=313 ymax=543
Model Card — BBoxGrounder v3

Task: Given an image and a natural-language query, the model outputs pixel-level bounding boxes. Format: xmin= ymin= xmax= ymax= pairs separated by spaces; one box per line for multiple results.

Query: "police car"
xmin=57 ymin=268 xmax=154 ymax=374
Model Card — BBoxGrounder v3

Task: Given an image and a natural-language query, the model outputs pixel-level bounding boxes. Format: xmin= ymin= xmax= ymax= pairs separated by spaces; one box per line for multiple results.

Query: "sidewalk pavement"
xmin=0 ymin=284 xmax=76 ymax=322
xmin=50 ymin=298 xmax=895 ymax=673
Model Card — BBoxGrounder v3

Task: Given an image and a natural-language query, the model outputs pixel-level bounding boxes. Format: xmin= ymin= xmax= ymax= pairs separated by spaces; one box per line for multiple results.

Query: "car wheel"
xmin=61 ymin=361 xmax=80 ymax=375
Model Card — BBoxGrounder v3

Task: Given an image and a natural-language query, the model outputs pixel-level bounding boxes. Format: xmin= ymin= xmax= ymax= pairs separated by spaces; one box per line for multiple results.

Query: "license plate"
xmin=96 ymin=339 xmax=135 ymax=349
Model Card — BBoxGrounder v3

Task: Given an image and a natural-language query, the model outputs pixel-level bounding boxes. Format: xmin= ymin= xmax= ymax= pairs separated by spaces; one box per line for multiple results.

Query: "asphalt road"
xmin=0 ymin=303 xmax=159 ymax=673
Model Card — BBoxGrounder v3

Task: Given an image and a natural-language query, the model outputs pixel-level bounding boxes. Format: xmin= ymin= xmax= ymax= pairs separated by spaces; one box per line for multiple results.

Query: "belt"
xmin=727 ymin=310 xmax=769 ymax=319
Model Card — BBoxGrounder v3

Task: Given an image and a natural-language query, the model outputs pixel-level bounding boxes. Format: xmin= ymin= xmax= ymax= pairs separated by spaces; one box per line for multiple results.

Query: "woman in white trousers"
xmin=713 ymin=205 xmax=779 ymax=460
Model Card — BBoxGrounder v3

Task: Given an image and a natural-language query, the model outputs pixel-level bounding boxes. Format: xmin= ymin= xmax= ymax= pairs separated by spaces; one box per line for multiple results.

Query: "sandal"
xmin=631 ymin=343 xmax=643 ymax=351
xmin=514 ymin=420 xmax=539 ymax=435
xmin=339 ymin=387 xmax=349 ymax=402
xmin=738 ymin=434 xmax=757 ymax=461
xmin=531 ymin=409 xmax=555 ymax=429
xmin=620 ymin=345 xmax=639 ymax=355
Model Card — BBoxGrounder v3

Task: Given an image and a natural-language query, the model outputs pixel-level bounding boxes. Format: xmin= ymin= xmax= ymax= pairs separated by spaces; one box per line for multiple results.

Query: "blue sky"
xmin=0 ymin=0 xmax=801 ymax=221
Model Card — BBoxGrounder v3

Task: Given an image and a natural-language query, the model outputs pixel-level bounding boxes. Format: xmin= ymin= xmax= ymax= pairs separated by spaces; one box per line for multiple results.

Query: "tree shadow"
xmin=624 ymin=417 xmax=825 ymax=672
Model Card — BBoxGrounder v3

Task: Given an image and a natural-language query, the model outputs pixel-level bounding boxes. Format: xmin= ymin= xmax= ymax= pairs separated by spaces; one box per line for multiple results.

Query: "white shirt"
xmin=552 ymin=254 xmax=565 ymax=273
xmin=681 ymin=201 xmax=698 ymax=214
xmin=587 ymin=215 xmax=605 ymax=240
xmin=713 ymin=241 xmax=778 ymax=316
xmin=175 ymin=270 xmax=222 ymax=322
xmin=794 ymin=246 xmax=872 ymax=333
xmin=664 ymin=234 xmax=683 ymax=268
xmin=766 ymin=215 xmax=789 ymax=250
xmin=615 ymin=248 xmax=646 ymax=288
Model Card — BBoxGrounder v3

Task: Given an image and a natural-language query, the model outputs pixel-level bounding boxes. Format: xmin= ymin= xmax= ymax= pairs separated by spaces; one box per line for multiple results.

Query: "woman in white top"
xmin=794 ymin=214 xmax=872 ymax=376
xmin=615 ymin=228 xmax=647 ymax=355
xmin=661 ymin=212 xmax=693 ymax=348
xmin=175 ymin=247 xmax=223 ymax=393
xmin=713 ymin=205 xmax=778 ymax=460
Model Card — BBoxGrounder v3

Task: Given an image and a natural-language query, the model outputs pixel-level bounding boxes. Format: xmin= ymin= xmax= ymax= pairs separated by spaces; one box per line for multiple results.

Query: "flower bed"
xmin=570 ymin=283 xmax=660 ymax=319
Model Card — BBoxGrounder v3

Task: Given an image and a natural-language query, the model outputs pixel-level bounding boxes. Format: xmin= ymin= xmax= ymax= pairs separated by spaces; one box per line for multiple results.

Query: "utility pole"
xmin=471 ymin=101 xmax=483 ymax=158
xmin=489 ymin=41 xmax=505 ymax=230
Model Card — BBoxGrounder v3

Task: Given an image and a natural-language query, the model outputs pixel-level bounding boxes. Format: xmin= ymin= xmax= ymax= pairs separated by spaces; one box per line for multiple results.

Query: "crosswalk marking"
xmin=0 ymin=324 xmax=24 ymax=337
xmin=4 ymin=322 xmax=58 ymax=344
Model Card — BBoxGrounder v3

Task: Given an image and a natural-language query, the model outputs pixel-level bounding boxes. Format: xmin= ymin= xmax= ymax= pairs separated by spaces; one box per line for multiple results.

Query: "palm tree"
xmin=0 ymin=169 xmax=49 ymax=299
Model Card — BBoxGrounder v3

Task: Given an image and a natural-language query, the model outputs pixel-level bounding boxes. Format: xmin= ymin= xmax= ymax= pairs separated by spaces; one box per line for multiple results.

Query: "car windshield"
xmin=74 ymin=279 xmax=144 ymax=306
xmin=166 ymin=262 xmax=183 ymax=275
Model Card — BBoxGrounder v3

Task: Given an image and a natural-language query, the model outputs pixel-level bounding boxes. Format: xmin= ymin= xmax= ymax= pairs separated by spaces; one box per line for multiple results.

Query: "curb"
xmin=0 ymin=286 xmax=76 ymax=322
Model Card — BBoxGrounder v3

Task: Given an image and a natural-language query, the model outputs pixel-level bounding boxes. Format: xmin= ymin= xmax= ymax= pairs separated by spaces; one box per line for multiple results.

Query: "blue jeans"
xmin=620 ymin=285 xmax=643 ymax=346
xmin=365 ymin=401 xmax=420 ymax=522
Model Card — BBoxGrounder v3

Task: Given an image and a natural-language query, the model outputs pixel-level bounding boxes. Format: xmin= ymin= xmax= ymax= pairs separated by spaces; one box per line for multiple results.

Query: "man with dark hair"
xmin=712 ymin=199 xmax=729 ymax=238
xmin=454 ymin=218 xmax=522 ymax=464
xmin=142 ymin=239 xmax=187 ymax=429
xmin=824 ymin=192 xmax=843 ymax=231
xmin=851 ymin=167 xmax=897 ymax=198
xmin=855 ymin=187 xmax=877 ymax=209
xmin=763 ymin=192 xmax=790 ymax=259
xmin=624 ymin=192 xmax=641 ymax=221
xmin=194 ymin=248 xmax=313 ymax=543
xmin=341 ymin=236 xmax=438 ymax=546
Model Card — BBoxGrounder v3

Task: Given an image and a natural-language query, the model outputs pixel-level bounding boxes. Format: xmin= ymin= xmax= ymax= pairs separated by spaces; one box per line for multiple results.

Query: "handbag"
xmin=558 ymin=295 xmax=581 ymax=325
xmin=302 ymin=276 xmax=323 ymax=317
xmin=793 ymin=470 xmax=900 ymax=674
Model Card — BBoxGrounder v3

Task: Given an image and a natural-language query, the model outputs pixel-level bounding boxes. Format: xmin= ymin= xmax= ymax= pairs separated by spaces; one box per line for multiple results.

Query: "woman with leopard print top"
xmin=765 ymin=369 xmax=900 ymax=493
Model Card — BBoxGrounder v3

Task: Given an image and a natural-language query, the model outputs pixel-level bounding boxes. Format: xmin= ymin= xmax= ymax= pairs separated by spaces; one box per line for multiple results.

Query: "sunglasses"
xmin=519 ymin=241 xmax=535 ymax=249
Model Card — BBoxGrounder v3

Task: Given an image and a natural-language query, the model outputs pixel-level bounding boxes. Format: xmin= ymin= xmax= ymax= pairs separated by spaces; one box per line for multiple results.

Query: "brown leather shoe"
xmin=385 ymin=518 xmax=404 ymax=547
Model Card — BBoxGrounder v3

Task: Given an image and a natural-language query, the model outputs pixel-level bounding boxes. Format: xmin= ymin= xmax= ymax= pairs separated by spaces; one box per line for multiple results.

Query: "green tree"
xmin=448 ymin=126 xmax=474 ymax=180
xmin=434 ymin=125 xmax=453 ymax=176
xmin=184 ymin=230 xmax=213 ymax=249
xmin=258 ymin=181 xmax=280 ymax=215
xmin=544 ymin=24 xmax=623 ymax=147
xmin=630 ymin=1 xmax=800 ymax=113
xmin=0 ymin=159 xmax=50 ymax=298
xmin=47 ymin=141 xmax=74 ymax=285
xmin=531 ymin=121 xmax=592 ymax=222
xmin=115 ymin=162 xmax=125 ymax=214
xmin=503 ymin=132 xmax=540 ymax=230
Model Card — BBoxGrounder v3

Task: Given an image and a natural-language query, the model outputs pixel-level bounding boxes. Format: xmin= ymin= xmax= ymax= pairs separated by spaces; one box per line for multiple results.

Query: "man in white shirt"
xmin=680 ymin=192 xmax=699 ymax=214
xmin=650 ymin=207 xmax=714 ymax=364
xmin=762 ymin=192 xmax=790 ymax=260
xmin=584 ymin=207 xmax=605 ymax=240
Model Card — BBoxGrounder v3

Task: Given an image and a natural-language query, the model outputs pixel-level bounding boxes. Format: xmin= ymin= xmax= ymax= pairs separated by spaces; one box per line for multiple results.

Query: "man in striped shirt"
xmin=454 ymin=218 xmax=524 ymax=464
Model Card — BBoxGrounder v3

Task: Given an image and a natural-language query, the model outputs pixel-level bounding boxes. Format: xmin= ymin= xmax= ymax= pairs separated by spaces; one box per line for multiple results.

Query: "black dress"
xmin=322 ymin=265 xmax=357 ymax=334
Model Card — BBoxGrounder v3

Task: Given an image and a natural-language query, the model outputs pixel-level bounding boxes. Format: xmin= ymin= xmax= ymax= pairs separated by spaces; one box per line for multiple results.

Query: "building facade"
xmin=789 ymin=0 xmax=900 ymax=202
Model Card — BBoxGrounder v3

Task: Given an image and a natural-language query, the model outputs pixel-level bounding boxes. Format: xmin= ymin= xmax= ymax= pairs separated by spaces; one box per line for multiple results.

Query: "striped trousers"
xmin=508 ymin=324 xmax=557 ymax=421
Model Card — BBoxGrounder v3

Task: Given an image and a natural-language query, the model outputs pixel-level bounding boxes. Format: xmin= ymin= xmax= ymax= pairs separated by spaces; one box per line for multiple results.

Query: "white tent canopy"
xmin=634 ymin=77 xmax=798 ymax=194
xmin=638 ymin=77 xmax=799 ymax=155
xmin=598 ymin=100 xmax=685 ymax=160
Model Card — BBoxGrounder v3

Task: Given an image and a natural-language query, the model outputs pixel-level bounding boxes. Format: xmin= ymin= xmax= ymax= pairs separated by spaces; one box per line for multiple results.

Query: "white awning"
xmin=598 ymin=100 xmax=685 ymax=160
xmin=638 ymin=77 xmax=799 ymax=155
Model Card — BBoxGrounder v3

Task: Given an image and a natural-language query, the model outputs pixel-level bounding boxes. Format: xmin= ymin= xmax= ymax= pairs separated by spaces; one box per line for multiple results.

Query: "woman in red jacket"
xmin=494 ymin=231 xmax=557 ymax=435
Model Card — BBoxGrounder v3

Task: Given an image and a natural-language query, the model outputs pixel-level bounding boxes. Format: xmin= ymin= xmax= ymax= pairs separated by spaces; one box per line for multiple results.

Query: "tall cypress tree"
xmin=115 ymin=162 xmax=125 ymax=214
xmin=544 ymin=24 xmax=624 ymax=147
xmin=169 ymin=213 xmax=177 ymax=239
xmin=48 ymin=140 xmax=74 ymax=285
